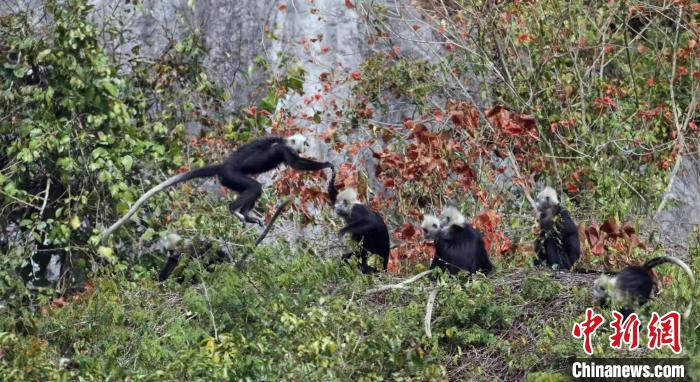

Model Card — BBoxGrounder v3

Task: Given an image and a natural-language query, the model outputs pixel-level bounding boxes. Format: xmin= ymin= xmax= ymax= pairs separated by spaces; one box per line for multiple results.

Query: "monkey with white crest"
xmin=102 ymin=135 xmax=333 ymax=241
xmin=328 ymin=172 xmax=390 ymax=274
xmin=534 ymin=186 xmax=580 ymax=270
xmin=592 ymin=256 xmax=695 ymax=320
xmin=421 ymin=207 xmax=492 ymax=275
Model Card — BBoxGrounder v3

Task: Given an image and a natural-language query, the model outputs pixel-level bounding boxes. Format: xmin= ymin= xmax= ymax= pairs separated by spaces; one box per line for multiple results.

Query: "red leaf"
xmin=412 ymin=24 xmax=421 ymax=31
xmin=450 ymin=110 xmax=465 ymax=127
xmin=586 ymin=226 xmax=600 ymax=246
xmin=503 ymin=120 xmax=524 ymax=136
xmin=566 ymin=183 xmax=579 ymax=194
xmin=518 ymin=33 xmax=536 ymax=42
xmin=278 ymin=3 xmax=287 ymax=11
xmin=601 ymin=217 xmax=620 ymax=236
xmin=592 ymin=242 xmax=606 ymax=255
xmin=350 ymin=70 xmax=362 ymax=80
xmin=345 ymin=0 xmax=355 ymax=8
xmin=246 ymin=106 xmax=257 ymax=117
xmin=52 ymin=297 xmax=66 ymax=308
xmin=433 ymin=108 xmax=444 ymax=122
xmin=500 ymin=236 xmax=512 ymax=253
xmin=400 ymin=223 xmax=416 ymax=240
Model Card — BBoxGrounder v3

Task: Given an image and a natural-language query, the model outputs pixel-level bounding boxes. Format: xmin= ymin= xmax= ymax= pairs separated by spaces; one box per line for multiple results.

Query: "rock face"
xmin=658 ymin=157 xmax=700 ymax=254
xmin=2 ymin=0 xmax=698 ymax=253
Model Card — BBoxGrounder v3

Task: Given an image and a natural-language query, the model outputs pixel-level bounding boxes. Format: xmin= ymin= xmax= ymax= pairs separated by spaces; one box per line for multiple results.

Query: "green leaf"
xmin=36 ymin=49 xmax=52 ymax=62
xmin=97 ymin=246 xmax=117 ymax=263
xmin=70 ymin=215 xmax=81 ymax=230
xmin=102 ymin=81 xmax=118 ymax=97
xmin=283 ymin=76 xmax=304 ymax=94
xmin=120 ymin=156 xmax=133 ymax=171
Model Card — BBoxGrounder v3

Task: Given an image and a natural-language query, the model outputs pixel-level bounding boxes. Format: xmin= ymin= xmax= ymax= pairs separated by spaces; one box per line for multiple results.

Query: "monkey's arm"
xmin=327 ymin=171 xmax=338 ymax=205
xmin=280 ymin=146 xmax=333 ymax=171
xmin=339 ymin=219 xmax=376 ymax=236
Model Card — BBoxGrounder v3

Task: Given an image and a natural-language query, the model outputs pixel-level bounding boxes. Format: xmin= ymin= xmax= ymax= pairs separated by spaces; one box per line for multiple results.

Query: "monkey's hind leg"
xmin=220 ymin=171 xmax=264 ymax=226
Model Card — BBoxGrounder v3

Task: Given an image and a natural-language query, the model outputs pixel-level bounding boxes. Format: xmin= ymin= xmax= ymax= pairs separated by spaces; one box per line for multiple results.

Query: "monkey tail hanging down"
xmin=101 ymin=135 xmax=333 ymax=241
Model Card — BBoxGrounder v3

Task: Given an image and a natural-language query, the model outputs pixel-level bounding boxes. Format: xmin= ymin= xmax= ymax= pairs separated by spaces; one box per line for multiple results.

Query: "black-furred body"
xmin=158 ymin=244 xmax=231 ymax=282
xmin=534 ymin=205 xmax=580 ymax=270
xmin=594 ymin=256 xmax=696 ymax=320
xmin=614 ymin=265 xmax=655 ymax=304
xmin=102 ymin=136 xmax=331 ymax=239
xmin=431 ymin=223 xmax=492 ymax=275
xmin=328 ymin=173 xmax=390 ymax=273
xmin=217 ymin=137 xmax=330 ymax=220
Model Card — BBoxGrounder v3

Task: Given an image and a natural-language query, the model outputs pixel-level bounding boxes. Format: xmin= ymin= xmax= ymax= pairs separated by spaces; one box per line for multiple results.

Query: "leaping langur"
xmin=328 ymin=172 xmax=390 ymax=274
xmin=102 ymin=135 xmax=333 ymax=241
xmin=534 ymin=186 xmax=580 ymax=270
xmin=592 ymin=256 xmax=695 ymax=319
xmin=423 ymin=207 xmax=492 ymax=275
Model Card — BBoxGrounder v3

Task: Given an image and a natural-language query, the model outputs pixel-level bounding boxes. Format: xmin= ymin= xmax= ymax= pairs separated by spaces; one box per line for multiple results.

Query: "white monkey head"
xmin=421 ymin=214 xmax=441 ymax=241
xmin=285 ymin=134 xmax=311 ymax=154
xmin=160 ymin=232 xmax=187 ymax=251
xmin=536 ymin=186 xmax=559 ymax=211
xmin=439 ymin=206 xmax=466 ymax=229
xmin=592 ymin=275 xmax=616 ymax=304
xmin=335 ymin=188 xmax=359 ymax=217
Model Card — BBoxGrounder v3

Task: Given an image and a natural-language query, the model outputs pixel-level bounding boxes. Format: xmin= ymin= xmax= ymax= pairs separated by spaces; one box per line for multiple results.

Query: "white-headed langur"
xmin=159 ymin=233 xmax=187 ymax=282
xmin=102 ymin=135 xmax=333 ymax=240
xmin=421 ymin=207 xmax=492 ymax=275
xmin=592 ymin=256 xmax=695 ymax=320
xmin=157 ymin=233 xmax=232 ymax=282
xmin=328 ymin=172 xmax=390 ymax=274
xmin=534 ymin=186 xmax=580 ymax=270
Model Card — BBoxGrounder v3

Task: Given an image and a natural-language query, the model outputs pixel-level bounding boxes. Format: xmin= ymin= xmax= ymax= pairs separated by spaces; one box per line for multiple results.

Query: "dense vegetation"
xmin=1 ymin=0 xmax=698 ymax=380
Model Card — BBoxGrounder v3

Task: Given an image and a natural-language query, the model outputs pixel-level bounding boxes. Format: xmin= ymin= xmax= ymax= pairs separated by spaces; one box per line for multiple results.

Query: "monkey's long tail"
xmin=645 ymin=256 xmax=696 ymax=319
xmin=101 ymin=165 xmax=221 ymax=241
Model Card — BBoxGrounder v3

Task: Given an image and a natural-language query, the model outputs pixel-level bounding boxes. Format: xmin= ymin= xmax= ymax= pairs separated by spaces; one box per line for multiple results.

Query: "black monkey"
xmin=157 ymin=233 xmax=232 ymax=282
xmin=102 ymin=135 xmax=333 ymax=240
xmin=328 ymin=172 xmax=390 ymax=274
xmin=534 ymin=187 xmax=580 ymax=270
xmin=420 ymin=214 xmax=453 ymax=273
xmin=422 ymin=208 xmax=492 ymax=275
xmin=158 ymin=233 xmax=186 ymax=282
xmin=592 ymin=256 xmax=695 ymax=319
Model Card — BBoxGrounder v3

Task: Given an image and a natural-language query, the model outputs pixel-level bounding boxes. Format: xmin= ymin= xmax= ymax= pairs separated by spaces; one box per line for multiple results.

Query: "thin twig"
xmin=255 ymin=200 xmax=291 ymax=246
xmin=654 ymin=7 xmax=685 ymax=219
xmin=424 ymin=287 xmax=440 ymax=338
xmin=235 ymin=200 xmax=291 ymax=269
xmin=365 ymin=270 xmax=432 ymax=294
xmin=39 ymin=177 xmax=51 ymax=217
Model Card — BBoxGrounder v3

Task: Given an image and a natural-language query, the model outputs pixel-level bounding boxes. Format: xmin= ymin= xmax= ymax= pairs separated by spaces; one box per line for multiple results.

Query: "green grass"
xmin=1 ymin=243 xmax=697 ymax=381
